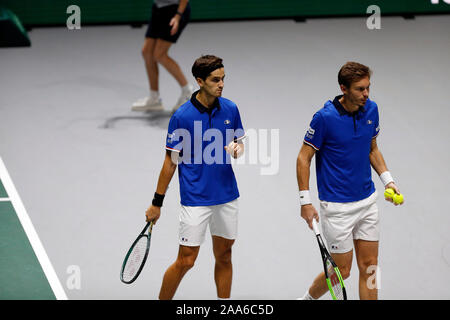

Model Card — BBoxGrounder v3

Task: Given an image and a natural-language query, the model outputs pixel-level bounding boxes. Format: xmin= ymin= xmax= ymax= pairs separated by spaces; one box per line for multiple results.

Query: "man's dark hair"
xmin=192 ymin=55 xmax=224 ymax=81
xmin=338 ymin=62 xmax=372 ymax=88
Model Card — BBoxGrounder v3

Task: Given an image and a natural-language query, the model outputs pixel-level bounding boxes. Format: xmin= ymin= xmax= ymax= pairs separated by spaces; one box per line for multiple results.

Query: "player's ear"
xmin=195 ymin=77 xmax=204 ymax=88
xmin=339 ymin=84 xmax=348 ymax=95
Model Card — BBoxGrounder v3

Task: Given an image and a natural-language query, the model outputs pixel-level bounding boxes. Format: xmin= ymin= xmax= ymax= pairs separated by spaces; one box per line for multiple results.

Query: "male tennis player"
xmin=132 ymin=0 xmax=193 ymax=112
xmin=145 ymin=55 xmax=245 ymax=300
xmin=297 ymin=62 xmax=403 ymax=300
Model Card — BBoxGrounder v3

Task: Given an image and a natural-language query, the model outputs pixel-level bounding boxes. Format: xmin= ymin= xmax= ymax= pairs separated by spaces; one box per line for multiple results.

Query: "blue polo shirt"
xmin=303 ymin=95 xmax=380 ymax=203
xmin=166 ymin=91 xmax=245 ymax=206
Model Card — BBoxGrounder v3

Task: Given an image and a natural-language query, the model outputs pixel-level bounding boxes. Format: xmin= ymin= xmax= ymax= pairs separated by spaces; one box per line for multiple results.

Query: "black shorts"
xmin=145 ymin=4 xmax=191 ymax=43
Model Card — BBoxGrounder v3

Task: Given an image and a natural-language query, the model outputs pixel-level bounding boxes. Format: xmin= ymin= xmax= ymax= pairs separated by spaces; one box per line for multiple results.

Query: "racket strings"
xmin=327 ymin=260 xmax=345 ymax=300
xmin=122 ymin=236 xmax=148 ymax=282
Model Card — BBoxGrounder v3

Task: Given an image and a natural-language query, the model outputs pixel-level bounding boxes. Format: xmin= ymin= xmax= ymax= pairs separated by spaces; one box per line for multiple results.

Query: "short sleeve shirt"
xmin=166 ymin=92 xmax=245 ymax=206
xmin=303 ymin=95 xmax=380 ymax=202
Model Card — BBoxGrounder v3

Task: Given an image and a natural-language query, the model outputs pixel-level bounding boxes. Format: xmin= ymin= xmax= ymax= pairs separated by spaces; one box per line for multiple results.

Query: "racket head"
xmin=324 ymin=256 xmax=347 ymax=300
xmin=313 ymin=226 xmax=347 ymax=301
xmin=120 ymin=222 xmax=153 ymax=284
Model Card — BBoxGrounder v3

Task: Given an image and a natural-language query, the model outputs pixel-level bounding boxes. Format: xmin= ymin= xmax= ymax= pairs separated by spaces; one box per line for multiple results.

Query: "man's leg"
xmin=308 ymin=250 xmax=353 ymax=299
xmin=159 ymin=245 xmax=200 ymax=300
xmin=153 ymin=39 xmax=188 ymax=87
xmin=141 ymin=37 xmax=159 ymax=92
xmin=212 ymin=235 xmax=235 ymax=299
xmin=354 ymin=240 xmax=379 ymax=300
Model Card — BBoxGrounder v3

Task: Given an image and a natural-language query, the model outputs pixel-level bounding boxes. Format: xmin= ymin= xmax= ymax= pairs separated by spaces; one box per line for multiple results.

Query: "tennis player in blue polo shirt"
xmin=296 ymin=62 xmax=403 ymax=300
xmin=145 ymin=55 xmax=245 ymax=300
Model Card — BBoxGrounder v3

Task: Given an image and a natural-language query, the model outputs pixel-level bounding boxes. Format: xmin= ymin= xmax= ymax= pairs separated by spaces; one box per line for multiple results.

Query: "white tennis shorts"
xmin=178 ymin=199 xmax=239 ymax=246
xmin=320 ymin=191 xmax=379 ymax=254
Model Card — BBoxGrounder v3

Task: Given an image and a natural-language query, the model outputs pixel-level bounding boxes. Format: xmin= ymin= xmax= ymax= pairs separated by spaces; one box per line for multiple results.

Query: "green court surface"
xmin=0 ymin=182 xmax=56 ymax=300
xmin=0 ymin=179 xmax=7 ymax=198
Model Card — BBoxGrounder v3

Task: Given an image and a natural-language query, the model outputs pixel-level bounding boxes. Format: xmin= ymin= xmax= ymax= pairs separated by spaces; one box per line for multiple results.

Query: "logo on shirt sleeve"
xmin=167 ymin=133 xmax=175 ymax=144
xmin=306 ymin=127 xmax=315 ymax=139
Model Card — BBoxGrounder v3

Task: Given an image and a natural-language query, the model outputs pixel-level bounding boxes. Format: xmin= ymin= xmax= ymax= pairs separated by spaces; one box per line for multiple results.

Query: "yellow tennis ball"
xmin=393 ymin=193 xmax=404 ymax=205
xmin=384 ymin=188 xmax=395 ymax=199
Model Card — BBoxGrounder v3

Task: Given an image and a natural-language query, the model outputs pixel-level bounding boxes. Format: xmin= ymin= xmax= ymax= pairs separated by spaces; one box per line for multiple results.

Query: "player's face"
xmin=342 ymin=77 xmax=370 ymax=107
xmin=199 ymin=68 xmax=225 ymax=98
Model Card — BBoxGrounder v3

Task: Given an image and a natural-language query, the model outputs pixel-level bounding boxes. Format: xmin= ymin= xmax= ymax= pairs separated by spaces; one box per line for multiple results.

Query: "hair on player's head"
xmin=192 ymin=55 xmax=224 ymax=81
xmin=338 ymin=62 xmax=372 ymax=88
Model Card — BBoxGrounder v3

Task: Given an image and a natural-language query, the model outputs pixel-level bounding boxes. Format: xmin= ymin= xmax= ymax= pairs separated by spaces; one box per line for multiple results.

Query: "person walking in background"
xmin=132 ymin=0 xmax=193 ymax=113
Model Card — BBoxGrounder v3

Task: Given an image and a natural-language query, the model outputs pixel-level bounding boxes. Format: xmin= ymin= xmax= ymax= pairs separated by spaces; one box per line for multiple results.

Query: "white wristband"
xmin=380 ymin=171 xmax=394 ymax=186
xmin=299 ymin=190 xmax=312 ymax=206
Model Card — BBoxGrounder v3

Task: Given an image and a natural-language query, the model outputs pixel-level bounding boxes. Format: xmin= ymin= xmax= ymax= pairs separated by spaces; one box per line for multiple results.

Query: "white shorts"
xmin=178 ymin=199 xmax=238 ymax=247
xmin=320 ymin=191 xmax=379 ymax=254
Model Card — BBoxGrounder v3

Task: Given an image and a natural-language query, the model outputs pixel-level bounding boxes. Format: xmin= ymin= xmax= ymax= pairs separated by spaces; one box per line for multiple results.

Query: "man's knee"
xmin=358 ymin=258 xmax=378 ymax=277
xmin=141 ymin=43 xmax=155 ymax=61
xmin=213 ymin=239 xmax=234 ymax=265
xmin=176 ymin=255 xmax=196 ymax=271
xmin=337 ymin=264 xmax=351 ymax=280
xmin=153 ymin=49 xmax=167 ymax=63
xmin=175 ymin=247 xmax=199 ymax=271
xmin=215 ymin=248 xmax=232 ymax=265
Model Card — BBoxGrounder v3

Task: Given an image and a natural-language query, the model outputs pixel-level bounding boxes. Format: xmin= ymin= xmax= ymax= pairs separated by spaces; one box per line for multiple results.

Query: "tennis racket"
xmin=120 ymin=221 xmax=154 ymax=284
xmin=312 ymin=219 xmax=347 ymax=300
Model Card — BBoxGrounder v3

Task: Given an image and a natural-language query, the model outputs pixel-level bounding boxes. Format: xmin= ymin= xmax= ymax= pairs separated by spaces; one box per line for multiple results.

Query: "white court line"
xmin=0 ymin=198 xmax=10 ymax=202
xmin=0 ymin=156 xmax=68 ymax=300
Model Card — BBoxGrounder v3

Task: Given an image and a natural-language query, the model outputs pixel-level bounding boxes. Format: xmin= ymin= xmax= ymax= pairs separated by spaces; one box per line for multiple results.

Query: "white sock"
xmin=150 ymin=90 xmax=159 ymax=99
xmin=217 ymin=297 xmax=230 ymax=300
xmin=181 ymin=84 xmax=193 ymax=95
xmin=302 ymin=291 xmax=316 ymax=300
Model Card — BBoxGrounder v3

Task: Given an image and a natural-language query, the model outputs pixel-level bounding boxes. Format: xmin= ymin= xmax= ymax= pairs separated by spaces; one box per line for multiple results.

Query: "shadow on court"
xmin=100 ymin=110 xmax=173 ymax=130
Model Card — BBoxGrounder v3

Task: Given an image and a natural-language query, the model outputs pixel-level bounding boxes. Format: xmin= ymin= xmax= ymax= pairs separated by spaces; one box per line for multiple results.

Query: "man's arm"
xmin=146 ymin=150 xmax=178 ymax=223
xmin=169 ymin=0 xmax=189 ymax=35
xmin=296 ymin=143 xmax=319 ymax=229
xmin=369 ymin=137 xmax=388 ymax=176
xmin=369 ymin=138 xmax=402 ymax=204
xmin=176 ymin=0 xmax=189 ymax=14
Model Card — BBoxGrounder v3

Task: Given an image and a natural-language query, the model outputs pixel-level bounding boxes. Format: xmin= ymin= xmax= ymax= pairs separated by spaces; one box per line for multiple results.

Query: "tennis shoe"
xmin=172 ymin=84 xmax=194 ymax=112
xmin=132 ymin=96 xmax=164 ymax=112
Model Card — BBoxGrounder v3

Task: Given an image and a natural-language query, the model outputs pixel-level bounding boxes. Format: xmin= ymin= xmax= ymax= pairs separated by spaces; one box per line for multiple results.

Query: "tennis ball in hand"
xmin=393 ymin=193 xmax=404 ymax=205
xmin=384 ymin=188 xmax=395 ymax=199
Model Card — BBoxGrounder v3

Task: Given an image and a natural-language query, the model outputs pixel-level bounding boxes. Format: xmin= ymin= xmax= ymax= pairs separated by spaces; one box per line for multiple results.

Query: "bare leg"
xmin=159 ymin=245 xmax=200 ymax=300
xmin=308 ymin=250 xmax=353 ymax=299
xmin=153 ymin=39 xmax=188 ymax=87
xmin=212 ymin=236 xmax=235 ymax=299
xmin=354 ymin=240 xmax=379 ymax=300
xmin=141 ymin=38 xmax=159 ymax=92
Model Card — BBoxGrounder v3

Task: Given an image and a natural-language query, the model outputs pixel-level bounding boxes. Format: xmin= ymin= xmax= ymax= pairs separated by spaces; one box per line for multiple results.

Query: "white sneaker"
xmin=172 ymin=84 xmax=194 ymax=112
xmin=132 ymin=96 xmax=164 ymax=112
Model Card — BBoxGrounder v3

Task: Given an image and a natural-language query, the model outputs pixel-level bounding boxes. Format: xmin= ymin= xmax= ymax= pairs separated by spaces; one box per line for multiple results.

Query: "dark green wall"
xmin=1 ymin=0 xmax=449 ymax=26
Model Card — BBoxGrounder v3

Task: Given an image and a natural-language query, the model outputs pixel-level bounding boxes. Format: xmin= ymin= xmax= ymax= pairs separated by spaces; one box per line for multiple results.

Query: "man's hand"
xmin=169 ymin=15 xmax=180 ymax=35
xmin=225 ymin=141 xmax=244 ymax=159
xmin=384 ymin=182 xmax=403 ymax=206
xmin=146 ymin=205 xmax=161 ymax=224
xmin=301 ymin=204 xmax=319 ymax=230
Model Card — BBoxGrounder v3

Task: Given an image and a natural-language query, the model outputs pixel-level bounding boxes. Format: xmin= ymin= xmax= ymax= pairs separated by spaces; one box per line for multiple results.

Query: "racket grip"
xmin=312 ymin=219 xmax=320 ymax=235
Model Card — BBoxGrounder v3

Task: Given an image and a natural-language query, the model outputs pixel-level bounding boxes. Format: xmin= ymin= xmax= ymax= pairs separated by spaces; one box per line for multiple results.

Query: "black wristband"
xmin=176 ymin=11 xmax=183 ymax=16
xmin=152 ymin=192 xmax=165 ymax=207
